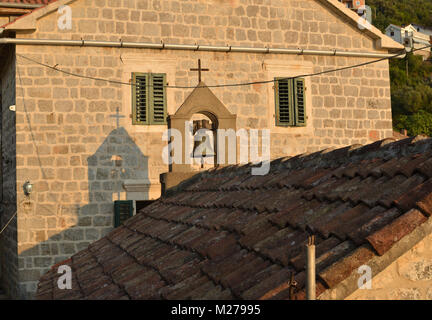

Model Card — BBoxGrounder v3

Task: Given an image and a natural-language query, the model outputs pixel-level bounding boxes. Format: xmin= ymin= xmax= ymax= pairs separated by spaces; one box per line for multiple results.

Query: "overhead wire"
xmin=15 ymin=44 xmax=432 ymax=90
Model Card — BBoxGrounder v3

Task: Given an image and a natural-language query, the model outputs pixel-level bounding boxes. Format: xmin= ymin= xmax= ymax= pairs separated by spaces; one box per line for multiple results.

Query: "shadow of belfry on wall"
xmin=18 ymin=126 xmax=150 ymax=299
xmin=86 ymin=126 xmax=150 ymax=205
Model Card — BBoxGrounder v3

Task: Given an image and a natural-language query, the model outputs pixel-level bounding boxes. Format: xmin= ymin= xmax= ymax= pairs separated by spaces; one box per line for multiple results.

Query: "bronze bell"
xmin=192 ymin=119 xmax=215 ymax=158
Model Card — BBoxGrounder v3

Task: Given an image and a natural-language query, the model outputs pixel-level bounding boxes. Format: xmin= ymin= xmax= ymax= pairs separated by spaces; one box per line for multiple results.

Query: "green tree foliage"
xmin=394 ymin=111 xmax=432 ymax=136
xmin=367 ymin=0 xmax=432 ymax=31
xmin=390 ymin=54 xmax=432 ymax=114
xmin=367 ymin=0 xmax=432 ymax=136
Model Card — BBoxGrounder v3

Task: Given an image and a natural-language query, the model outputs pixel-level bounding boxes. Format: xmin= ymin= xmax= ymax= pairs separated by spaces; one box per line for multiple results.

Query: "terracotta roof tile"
xmin=344 ymin=176 xmax=384 ymax=205
xmin=372 ymin=157 xmax=406 ymax=178
xmin=319 ymin=245 xmax=375 ymax=288
xmin=323 ymin=176 xmax=364 ymax=202
xmin=307 ymin=202 xmax=353 ymax=237
xmin=252 ymin=227 xmax=295 ymax=251
xmin=318 ymin=203 xmax=371 ymax=240
xmin=36 ymin=137 xmax=432 ymax=300
xmin=290 ymin=236 xmax=341 ymax=271
xmin=347 ymin=207 xmax=401 ymax=245
xmin=380 ymin=174 xmax=425 ymax=207
xmin=200 ymin=250 xmax=256 ymax=283
xmin=242 ymin=268 xmax=293 ymax=300
xmin=220 ymin=210 xmax=260 ymax=233
xmin=269 ymin=199 xmax=322 ymax=228
xmin=357 ymin=159 xmax=386 ymax=179
xmin=398 ymin=153 xmax=432 ymax=177
xmin=156 ymin=251 xmax=202 ymax=284
xmin=264 ymin=271 xmax=305 ymax=300
xmin=230 ymin=265 xmax=281 ymax=297
xmin=111 ymin=262 xmax=148 ymax=285
xmin=204 ymin=233 xmax=239 ymax=260
xmin=335 ymin=205 xmax=387 ymax=239
xmin=186 ymin=281 xmax=226 ymax=300
xmin=315 ymin=240 xmax=357 ymax=272
xmin=122 ymin=269 xmax=165 ymax=299
xmin=86 ymin=284 xmax=128 ymax=300
xmin=162 ymin=275 xmax=211 ymax=300
xmin=219 ymin=257 xmax=272 ymax=291
xmin=416 ymin=157 xmax=432 ymax=178
xmin=239 ymin=223 xmax=280 ymax=248
xmin=394 ymin=178 xmax=432 ymax=216
xmin=264 ymin=237 xmax=308 ymax=267
xmin=366 ymin=209 xmax=428 ymax=255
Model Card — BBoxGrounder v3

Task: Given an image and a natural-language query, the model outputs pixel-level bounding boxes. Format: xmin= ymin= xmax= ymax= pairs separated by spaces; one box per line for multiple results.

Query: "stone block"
xmin=93 ymin=215 xmax=113 ymax=227
xmin=63 ymin=229 xmax=84 ymax=241
xmin=400 ymin=259 xmax=432 ymax=281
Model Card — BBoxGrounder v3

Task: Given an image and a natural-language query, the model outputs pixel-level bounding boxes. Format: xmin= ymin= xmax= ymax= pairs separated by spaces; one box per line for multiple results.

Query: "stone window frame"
xmin=121 ymin=55 xmax=177 ymax=133
xmin=264 ymin=59 xmax=314 ymax=135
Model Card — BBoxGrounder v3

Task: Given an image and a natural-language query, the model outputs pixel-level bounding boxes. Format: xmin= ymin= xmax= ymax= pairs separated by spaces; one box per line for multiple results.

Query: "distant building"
xmin=338 ymin=0 xmax=365 ymax=10
xmin=386 ymin=24 xmax=431 ymax=60
xmin=410 ymin=23 xmax=432 ymax=37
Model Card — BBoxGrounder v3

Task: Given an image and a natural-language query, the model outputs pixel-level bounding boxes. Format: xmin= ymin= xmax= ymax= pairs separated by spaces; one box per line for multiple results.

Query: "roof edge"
xmin=2 ymin=0 xmax=404 ymax=52
xmin=2 ymin=0 xmax=76 ymax=31
xmin=318 ymin=0 xmax=404 ymax=51
xmin=0 ymin=3 xmax=43 ymax=9
xmin=318 ymin=212 xmax=432 ymax=300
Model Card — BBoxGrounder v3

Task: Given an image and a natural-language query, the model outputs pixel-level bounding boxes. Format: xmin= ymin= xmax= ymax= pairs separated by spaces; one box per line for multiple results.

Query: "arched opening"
xmin=161 ymin=83 xmax=236 ymax=193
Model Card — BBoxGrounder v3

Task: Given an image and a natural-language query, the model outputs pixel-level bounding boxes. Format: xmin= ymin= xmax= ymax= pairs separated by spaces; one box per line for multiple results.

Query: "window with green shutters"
xmin=275 ymin=77 xmax=306 ymax=127
xmin=132 ymin=73 xmax=167 ymax=125
xmin=114 ymin=200 xmax=134 ymax=227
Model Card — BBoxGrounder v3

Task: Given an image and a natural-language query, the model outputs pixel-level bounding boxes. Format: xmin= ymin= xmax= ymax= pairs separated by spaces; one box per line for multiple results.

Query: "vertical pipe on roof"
xmin=306 ymin=235 xmax=316 ymax=300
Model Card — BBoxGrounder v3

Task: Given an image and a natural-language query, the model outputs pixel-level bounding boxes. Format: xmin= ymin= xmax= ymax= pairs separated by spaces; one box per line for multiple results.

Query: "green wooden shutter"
xmin=114 ymin=200 xmax=134 ymax=227
xmin=275 ymin=78 xmax=294 ymax=126
xmin=294 ymin=78 xmax=306 ymax=126
xmin=132 ymin=73 xmax=149 ymax=125
xmin=150 ymin=73 xmax=167 ymax=124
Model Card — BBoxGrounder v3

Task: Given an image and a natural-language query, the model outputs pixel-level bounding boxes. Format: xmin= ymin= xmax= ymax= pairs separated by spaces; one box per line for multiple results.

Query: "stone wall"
xmin=413 ymin=42 xmax=431 ymax=61
xmin=347 ymin=233 xmax=432 ymax=300
xmin=0 ymin=45 xmax=18 ymax=298
xmin=11 ymin=0 xmax=394 ymax=298
xmin=0 ymin=17 xmax=9 ymax=26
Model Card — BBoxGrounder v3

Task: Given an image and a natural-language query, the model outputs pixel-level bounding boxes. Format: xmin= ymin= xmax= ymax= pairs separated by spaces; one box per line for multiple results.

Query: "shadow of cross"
xmin=109 ymin=107 xmax=126 ymax=200
xmin=110 ymin=107 xmax=126 ymax=129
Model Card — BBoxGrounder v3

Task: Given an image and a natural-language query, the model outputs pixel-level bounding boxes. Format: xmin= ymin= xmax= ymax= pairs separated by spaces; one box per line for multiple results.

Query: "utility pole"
xmin=406 ymin=55 xmax=409 ymax=78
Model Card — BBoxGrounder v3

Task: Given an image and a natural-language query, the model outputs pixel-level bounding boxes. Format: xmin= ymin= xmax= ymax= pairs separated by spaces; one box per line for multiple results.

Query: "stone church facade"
xmin=0 ymin=0 xmax=402 ymax=298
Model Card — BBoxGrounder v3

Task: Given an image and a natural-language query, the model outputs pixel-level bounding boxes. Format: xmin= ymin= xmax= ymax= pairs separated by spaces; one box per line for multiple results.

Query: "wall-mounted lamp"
xmin=23 ymin=181 xmax=33 ymax=196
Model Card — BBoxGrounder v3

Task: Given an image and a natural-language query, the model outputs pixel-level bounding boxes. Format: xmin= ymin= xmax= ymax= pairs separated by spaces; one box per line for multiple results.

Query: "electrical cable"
xmin=15 ymin=44 xmax=432 ymax=90
xmin=0 ymin=210 xmax=17 ymax=235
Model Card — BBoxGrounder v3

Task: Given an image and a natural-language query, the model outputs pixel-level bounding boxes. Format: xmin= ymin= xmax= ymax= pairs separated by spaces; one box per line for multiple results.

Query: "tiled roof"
xmin=0 ymin=0 xmax=53 ymax=4
xmin=36 ymin=136 xmax=432 ymax=300
xmin=393 ymin=130 xmax=409 ymax=140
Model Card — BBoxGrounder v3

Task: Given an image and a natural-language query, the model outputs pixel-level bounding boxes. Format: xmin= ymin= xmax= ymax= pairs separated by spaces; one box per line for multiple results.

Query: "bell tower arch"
xmin=160 ymin=81 xmax=236 ymax=192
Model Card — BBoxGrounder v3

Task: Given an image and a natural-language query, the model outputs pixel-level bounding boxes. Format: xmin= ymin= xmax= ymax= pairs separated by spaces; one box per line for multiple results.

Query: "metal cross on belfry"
xmin=190 ymin=59 xmax=209 ymax=83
